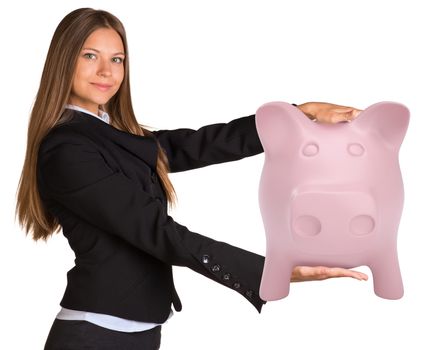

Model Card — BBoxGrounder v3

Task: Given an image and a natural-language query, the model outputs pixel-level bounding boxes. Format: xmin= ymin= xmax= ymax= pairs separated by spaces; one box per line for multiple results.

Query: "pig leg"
xmin=260 ymin=249 xmax=294 ymax=301
xmin=369 ymin=246 xmax=404 ymax=300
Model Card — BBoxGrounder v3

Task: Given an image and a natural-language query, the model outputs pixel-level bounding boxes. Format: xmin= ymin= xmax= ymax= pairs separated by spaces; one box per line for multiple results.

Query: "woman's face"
xmin=69 ymin=28 xmax=125 ymax=115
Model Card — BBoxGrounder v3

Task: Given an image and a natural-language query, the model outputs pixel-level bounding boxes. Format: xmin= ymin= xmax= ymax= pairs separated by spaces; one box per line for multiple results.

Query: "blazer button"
xmin=202 ymin=255 xmax=210 ymax=264
xmin=233 ymin=282 xmax=241 ymax=289
xmin=222 ymin=273 xmax=231 ymax=281
xmin=151 ymin=172 xmax=157 ymax=183
xmin=211 ymin=264 xmax=221 ymax=272
xmin=245 ymin=290 xmax=254 ymax=298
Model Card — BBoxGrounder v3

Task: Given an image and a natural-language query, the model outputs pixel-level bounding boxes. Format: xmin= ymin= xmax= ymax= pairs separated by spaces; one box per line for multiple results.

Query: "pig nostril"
xmin=347 ymin=143 xmax=365 ymax=156
xmin=302 ymin=143 xmax=319 ymax=157
xmin=294 ymin=215 xmax=322 ymax=236
xmin=349 ymin=215 xmax=375 ymax=235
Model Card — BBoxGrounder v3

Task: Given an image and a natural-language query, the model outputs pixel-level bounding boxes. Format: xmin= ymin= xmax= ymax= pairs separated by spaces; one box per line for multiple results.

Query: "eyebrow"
xmin=82 ymin=47 xmax=125 ymax=56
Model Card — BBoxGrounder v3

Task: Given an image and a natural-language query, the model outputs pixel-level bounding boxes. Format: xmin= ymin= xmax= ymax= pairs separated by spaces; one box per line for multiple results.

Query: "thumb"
xmin=331 ymin=113 xmax=351 ymax=123
xmin=333 ymin=106 xmax=353 ymax=111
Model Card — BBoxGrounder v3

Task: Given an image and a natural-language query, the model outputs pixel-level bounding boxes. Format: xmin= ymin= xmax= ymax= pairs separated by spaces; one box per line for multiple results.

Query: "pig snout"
xmin=291 ymin=190 xmax=377 ymax=238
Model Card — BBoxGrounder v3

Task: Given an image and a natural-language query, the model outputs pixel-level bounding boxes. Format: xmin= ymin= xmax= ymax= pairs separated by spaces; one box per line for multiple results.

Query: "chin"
xmin=92 ymin=96 xmax=113 ymax=106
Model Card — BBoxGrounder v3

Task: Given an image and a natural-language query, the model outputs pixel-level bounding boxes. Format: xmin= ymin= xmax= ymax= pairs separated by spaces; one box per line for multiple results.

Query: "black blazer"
xmin=36 ymin=109 xmax=266 ymax=323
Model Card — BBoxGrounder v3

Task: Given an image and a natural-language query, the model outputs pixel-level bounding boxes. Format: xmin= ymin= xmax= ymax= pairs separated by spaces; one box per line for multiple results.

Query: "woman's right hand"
xmin=297 ymin=102 xmax=362 ymax=124
xmin=291 ymin=266 xmax=368 ymax=282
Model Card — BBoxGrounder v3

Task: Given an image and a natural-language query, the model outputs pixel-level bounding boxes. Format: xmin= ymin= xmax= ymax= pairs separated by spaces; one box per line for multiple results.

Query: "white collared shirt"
xmin=56 ymin=104 xmax=173 ymax=332
xmin=64 ymin=104 xmax=110 ymax=124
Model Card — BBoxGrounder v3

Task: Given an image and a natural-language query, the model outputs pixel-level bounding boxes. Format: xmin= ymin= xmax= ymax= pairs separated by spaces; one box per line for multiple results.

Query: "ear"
xmin=255 ymin=101 xmax=309 ymax=152
xmin=352 ymin=101 xmax=410 ymax=149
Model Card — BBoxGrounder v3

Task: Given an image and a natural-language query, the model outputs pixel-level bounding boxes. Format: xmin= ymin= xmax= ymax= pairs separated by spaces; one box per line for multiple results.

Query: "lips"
xmin=91 ymin=83 xmax=113 ymax=91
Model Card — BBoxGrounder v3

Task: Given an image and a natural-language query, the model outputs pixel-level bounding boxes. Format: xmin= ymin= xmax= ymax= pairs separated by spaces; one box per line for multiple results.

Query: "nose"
xmin=291 ymin=188 xmax=377 ymax=238
xmin=97 ymin=57 xmax=112 ymax=78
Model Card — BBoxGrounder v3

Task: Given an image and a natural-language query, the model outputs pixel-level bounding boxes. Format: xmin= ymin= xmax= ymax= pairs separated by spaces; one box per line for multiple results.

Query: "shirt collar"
xmin=65 ymin=104 xmax=110 ymax=124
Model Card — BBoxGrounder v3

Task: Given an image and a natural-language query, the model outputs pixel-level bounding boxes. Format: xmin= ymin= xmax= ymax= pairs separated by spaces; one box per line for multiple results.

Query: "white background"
xmin=2 ymin=0 xmax=426 ymax=349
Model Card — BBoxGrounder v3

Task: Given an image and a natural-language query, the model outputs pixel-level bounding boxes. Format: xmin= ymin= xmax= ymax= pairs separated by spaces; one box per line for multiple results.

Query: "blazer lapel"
xmin=61 ymin=109 xmax=159 ymax=171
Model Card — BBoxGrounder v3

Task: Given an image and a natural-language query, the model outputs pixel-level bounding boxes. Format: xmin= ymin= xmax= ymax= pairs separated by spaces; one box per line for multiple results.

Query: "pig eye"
xmin=302 ymin=143 xmax=319 ymax=157
xmin=347 ymin=143 xmax=365 ymax=156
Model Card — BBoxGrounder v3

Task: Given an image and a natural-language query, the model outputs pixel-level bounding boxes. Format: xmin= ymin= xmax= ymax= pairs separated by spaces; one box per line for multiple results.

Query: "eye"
xmin=347 ymin=143 xmax=365 ymax=156
xmin=302 ymin=143 xmax=319 ymax=157
xmin=112 ymin=57 xmax=124 ymax=64
xmin=83 ymin=53 xmax=96 ymax=60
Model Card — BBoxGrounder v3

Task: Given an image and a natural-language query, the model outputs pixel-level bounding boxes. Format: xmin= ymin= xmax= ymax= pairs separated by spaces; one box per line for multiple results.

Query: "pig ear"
xmin=352 ymin=101 xmax=410 ymax=149
xmin=255 ymin=101 xmax=308 ymax=151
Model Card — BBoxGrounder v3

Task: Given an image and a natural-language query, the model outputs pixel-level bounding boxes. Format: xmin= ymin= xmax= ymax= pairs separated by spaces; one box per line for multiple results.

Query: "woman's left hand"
xmin=296 ymin=102 xmax=363 ymax=124
xmin=291 ymin=265 xmax=369 ymax=282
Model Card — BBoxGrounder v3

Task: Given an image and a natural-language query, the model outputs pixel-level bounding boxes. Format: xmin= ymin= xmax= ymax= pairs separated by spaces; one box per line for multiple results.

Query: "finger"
xmin=293 ymin=266 xmax=369 ymax=282
xmin=332 ymin=107 xmax=354 ymax=113
xmin=297 ymin=266 xmax=327 ymax=279
xmin=327 ymin=268 xmax=368 ymax=280
xmin=336 ymin=111 xmax=358 ymax=123
xmin=337 ymin=107 xmax=362 ymax=120
xmin=345 ymin=109 xmax=361 ymax=120
xmin=330 ymin=113 xmax=349 ymax=124
xmin=352 ymin=270 xmax=369 ymax=280
xmin=295 ymin=266 xmax=315 ymax=277
xmin=351 ymin=109 xmax=362 ymax=119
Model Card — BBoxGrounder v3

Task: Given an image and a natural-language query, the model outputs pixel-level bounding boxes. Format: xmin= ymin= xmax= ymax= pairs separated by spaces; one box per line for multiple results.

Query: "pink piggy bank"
xmin=255 ymin=101 xmax=409 ymax=301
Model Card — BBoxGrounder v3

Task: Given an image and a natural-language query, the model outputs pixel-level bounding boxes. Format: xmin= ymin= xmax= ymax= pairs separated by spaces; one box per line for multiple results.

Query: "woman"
xmin=16 ymin=8 xmax=367 ymax=350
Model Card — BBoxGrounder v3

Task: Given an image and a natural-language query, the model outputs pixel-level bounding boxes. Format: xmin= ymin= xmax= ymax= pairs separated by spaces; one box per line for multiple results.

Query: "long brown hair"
xmin=16 ymin=8 xmax=177 ymax=241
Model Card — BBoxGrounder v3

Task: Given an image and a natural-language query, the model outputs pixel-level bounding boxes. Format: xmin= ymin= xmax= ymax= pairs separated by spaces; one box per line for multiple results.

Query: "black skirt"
xmin=44 ymin=319 xmax=161 ymax=350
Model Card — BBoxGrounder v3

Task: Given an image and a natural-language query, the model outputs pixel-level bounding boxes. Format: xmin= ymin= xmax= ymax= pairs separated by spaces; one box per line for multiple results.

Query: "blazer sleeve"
xmin=37 ymin=129 xmax=266 ymax=312
xmin=151 ymin=114 xmax=264 ymax=173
